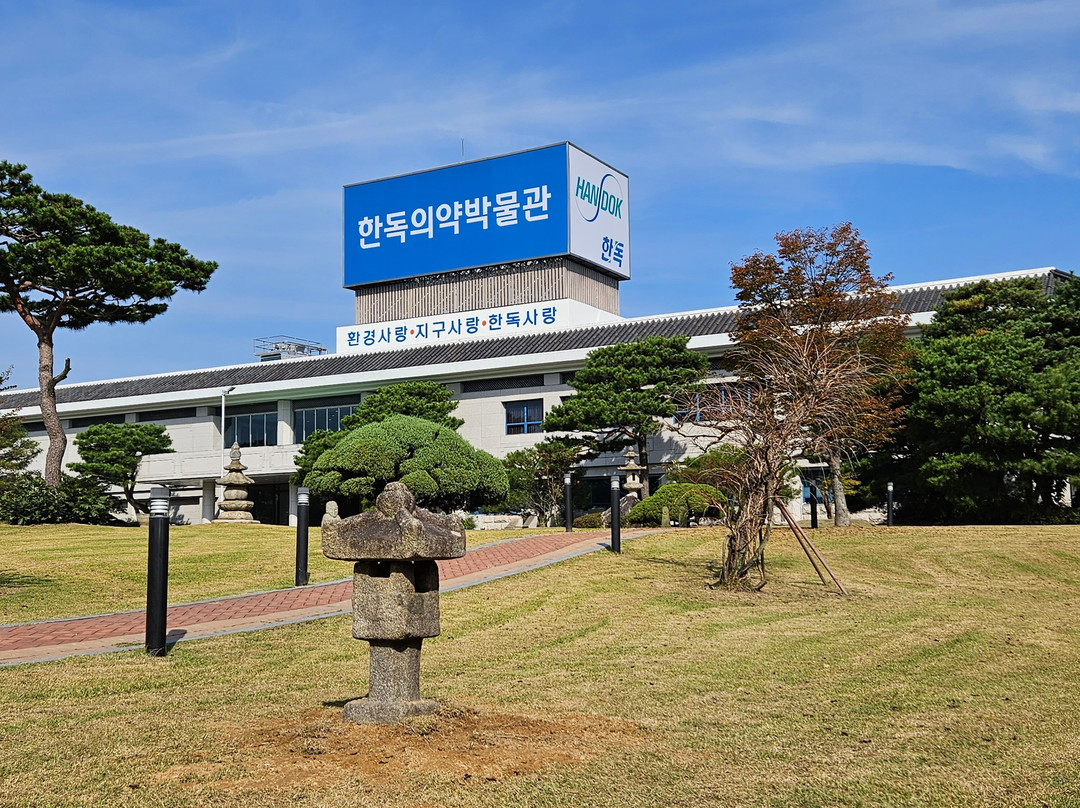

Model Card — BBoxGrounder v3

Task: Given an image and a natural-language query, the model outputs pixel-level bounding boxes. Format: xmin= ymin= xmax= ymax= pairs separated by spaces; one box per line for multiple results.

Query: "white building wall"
xmin=15 ymin=372 xmax=718 ymax=524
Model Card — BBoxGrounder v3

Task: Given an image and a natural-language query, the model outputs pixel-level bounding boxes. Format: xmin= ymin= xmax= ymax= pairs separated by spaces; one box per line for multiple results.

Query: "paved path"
xmin=0 ymin=528 xmax=656 ymax=667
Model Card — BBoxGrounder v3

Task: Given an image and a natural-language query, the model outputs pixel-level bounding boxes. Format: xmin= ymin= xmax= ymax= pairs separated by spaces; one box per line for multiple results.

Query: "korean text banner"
xmin=344 ymin=145 xmax=571 ymax=287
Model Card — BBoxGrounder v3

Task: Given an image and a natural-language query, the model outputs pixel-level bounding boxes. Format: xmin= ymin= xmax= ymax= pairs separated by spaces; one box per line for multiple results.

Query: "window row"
xmin=224 ymin=413 xmax=278 ymax=448
xmin=235 ymin=400 xmax=548 ymax=443
xmin=47 ymin=398 xmax=560 ymax=449
xmin=293 ymin=405 xmax=357 ymax=443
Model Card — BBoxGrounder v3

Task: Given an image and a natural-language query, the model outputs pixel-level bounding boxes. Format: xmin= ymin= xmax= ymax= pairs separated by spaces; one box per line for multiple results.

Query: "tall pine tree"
xmin=0 ymin=162 xmax=216 ymax=486
xmin=882 ymin=276 xmax=1080 ymax=523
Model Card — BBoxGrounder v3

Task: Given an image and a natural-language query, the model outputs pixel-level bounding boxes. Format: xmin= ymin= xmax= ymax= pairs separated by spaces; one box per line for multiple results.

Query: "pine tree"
xmin=542 ymin=336 xmax=709 ymax=498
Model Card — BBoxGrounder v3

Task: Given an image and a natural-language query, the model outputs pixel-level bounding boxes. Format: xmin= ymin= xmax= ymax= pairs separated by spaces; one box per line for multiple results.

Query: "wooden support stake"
xmin=775 ymin=498 xmax=828 ymax=585
xmin=775 ymin=499 xmax=848 ymax=596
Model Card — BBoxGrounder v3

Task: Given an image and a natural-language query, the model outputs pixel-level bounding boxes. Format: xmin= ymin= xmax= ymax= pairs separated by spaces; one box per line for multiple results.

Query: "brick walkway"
xmin=0 ymin=528 xmax=655 ymax=666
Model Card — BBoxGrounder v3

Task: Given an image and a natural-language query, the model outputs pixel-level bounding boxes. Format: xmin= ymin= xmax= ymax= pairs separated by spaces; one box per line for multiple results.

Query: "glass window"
xmin=225 ymin=412 xmax=278 ymax=448
xmin=237 ymin=416 xmax=251 ymax=447
xmin=70 ymin=414 xmax=126 ymax=429
xmin=674 ymin=392 xmax=701 ymax=426
xmin=674 ymin=385 xmax=749 ymax=425
xmin=504 ymin=399 xmax=544 ymax=435
xmin=588 ymin=478 xmax=615 ymax=507
xmin=256 ymin=414 xmax=269 ymax=447
xmin=292 ymin=405 xmax=356 ymax=443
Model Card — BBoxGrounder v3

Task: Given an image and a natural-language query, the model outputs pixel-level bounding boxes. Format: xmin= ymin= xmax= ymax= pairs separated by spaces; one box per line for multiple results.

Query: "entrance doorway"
xmin=249 ymin=483 xmax=291 ymax=525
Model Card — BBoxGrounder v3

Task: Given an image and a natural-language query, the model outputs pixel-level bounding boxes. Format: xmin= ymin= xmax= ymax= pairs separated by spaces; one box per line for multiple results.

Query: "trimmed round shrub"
xmin=307 ymin=414 xmax=509 ymax=512
xmin=627 ymin=483 xmax=723 ymax=527
xmin=573 ymin=512 xmax=604 ymax=529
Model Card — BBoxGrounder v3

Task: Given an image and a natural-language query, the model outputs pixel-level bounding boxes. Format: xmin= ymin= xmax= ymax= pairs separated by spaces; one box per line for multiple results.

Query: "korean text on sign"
xmin=356 ymin=185 xmax=550 ymax=250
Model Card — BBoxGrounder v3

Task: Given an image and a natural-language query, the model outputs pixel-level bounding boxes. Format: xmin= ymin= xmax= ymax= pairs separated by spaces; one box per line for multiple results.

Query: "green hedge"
xmin=0 ymin=473 xmax=123 ymax=525
xmin=573 ymin=512 xmax=604 ymax=529
xmin=627 ymin=483 xmax=723 ymax=527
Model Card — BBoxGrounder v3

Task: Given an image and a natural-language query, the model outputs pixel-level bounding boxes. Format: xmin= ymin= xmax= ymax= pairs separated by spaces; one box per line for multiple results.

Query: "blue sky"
xmin=2 ymin=0 xmax=1078 ymax=390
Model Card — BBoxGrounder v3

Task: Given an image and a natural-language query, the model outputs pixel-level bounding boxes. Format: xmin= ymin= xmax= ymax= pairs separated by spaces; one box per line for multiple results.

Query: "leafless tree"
xmin=671 ymin=323 xmax=902 ymax=587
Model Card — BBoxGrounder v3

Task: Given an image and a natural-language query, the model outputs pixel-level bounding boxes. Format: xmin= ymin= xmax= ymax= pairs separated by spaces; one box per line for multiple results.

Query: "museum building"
xmin=3 ymin=144 xmax=1072 ymax=524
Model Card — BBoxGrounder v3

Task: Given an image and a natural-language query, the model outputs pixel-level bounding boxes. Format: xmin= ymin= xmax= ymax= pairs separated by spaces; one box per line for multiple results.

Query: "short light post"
xmin=610 ymin=475 xmax=621 ymax=553
xmin=886 ymin=482 xmax=894 ymax=527
xmin=809 ymin=482 xmax=819 ymax=530
xmin=295 ymin=487 xmax=310 ymax=586
xmin=145 ymin=486 xmax=170 ymax=656
xmin=563 ymin=473 xmax=573 ymax=533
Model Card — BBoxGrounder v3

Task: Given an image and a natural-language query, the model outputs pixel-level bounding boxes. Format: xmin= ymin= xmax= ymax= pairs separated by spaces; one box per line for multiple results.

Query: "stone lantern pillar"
xmin=322 ymin=482 xmax=465 ymax=724
xmin=618 ymin=449 xmax=646 ymax=498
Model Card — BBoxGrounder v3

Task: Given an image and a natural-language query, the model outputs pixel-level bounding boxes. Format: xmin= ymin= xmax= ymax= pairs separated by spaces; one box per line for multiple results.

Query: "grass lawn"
xmin=0 ymin=523 xmax=554 ymax=623
xmin=1 ymin=523 xmax=1080 ymax=806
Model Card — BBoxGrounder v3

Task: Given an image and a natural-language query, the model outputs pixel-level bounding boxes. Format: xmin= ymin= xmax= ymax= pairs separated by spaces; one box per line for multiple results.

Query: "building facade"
xmin=4 ymin=267 xmax=1068 ymax=525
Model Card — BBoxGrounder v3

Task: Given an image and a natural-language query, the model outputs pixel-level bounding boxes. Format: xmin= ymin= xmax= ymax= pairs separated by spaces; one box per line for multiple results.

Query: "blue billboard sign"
xmin=342 ymin=143 xmax=630 ymax=287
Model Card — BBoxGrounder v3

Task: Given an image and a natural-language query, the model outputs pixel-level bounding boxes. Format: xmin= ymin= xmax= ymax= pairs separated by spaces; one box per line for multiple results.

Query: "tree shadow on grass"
xmin=0 ymin=568 xmax=55 ymax=592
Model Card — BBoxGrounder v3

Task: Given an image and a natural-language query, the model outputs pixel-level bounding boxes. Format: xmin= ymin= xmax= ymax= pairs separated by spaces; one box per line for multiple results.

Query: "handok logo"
xmin=574 ymin=174 xmax=624 ymax=222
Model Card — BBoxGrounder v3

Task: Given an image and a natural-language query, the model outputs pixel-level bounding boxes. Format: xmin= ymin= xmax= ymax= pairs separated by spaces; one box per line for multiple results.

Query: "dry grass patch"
xmin=1 ymin=523 xmax=1079 ymax=807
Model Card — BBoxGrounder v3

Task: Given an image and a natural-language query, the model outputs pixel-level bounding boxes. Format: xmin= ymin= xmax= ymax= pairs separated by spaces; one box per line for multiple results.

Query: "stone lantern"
xmin=618 ymin=449 xmax=646 ymax=498
xmin=322 ymin=482 xmax=465 ymax=724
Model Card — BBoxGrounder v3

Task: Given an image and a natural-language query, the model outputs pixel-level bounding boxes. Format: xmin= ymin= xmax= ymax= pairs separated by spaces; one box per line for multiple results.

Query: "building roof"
xmin=3 ymin=267 xmax=1071 ymax=412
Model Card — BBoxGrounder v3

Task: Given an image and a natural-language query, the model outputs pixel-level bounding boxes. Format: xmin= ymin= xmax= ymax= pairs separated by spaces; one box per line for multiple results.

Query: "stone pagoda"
xmin=214 ymin=442 xmax=259 ymax=523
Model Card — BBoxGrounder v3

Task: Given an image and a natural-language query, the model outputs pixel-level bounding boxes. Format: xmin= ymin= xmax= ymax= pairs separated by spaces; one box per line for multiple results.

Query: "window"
xmin=504 ymin=399 xmax=544 ymax=435
xmin=224 ymin=412 xmax=277 ymax=448
xmin=292 ymin=404 xmax=357 ymax=443
xmin=673 ymin=385 xmax=748 ymax=425
xmin=588 ymin=477 xmax=614 ymax=507
xmin=674 ymin=392 xmax=703 ymax=426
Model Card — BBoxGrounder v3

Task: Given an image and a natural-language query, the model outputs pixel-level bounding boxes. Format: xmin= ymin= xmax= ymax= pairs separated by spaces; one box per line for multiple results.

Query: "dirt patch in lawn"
xmin=157 ymin=704 xmax=642 ymax=793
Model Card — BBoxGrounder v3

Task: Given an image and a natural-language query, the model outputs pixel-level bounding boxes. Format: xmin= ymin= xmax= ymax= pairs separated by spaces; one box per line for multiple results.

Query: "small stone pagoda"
xmin=214 ymin=442 xmax=258 ymax=523
xmin=322 ymin=482 xmax=465 ymax=724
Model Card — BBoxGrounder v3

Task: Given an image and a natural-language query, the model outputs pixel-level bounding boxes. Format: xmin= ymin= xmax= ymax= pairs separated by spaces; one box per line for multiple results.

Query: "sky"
xmin=1 ymin=0 xmax=1079 ymax=391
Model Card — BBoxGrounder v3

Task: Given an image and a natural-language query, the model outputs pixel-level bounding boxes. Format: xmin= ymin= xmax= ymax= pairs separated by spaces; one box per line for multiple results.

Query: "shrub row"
xmin=0 ymin=473 xmax=123 ymax=525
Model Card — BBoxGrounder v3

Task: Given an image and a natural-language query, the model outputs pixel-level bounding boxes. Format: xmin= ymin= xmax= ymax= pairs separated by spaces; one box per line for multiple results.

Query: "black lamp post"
xmin=564 ymin=472 xmax=573 ymax=532
xmin=886 ymin=482 xmax=894 ymax=527
xmin=610 ymin=475 xmax=621 ymax=553
xmin=145 ymin=486 xmax=170 ymax=656
xmin=295 ymin=487 xmax=310 ymax=586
